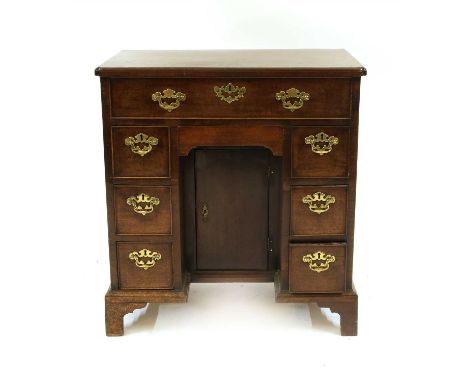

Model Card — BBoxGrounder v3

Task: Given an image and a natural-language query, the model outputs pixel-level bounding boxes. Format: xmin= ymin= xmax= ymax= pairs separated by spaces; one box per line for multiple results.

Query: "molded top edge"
xmin=95 ymin=49 xmax=366 ymax=77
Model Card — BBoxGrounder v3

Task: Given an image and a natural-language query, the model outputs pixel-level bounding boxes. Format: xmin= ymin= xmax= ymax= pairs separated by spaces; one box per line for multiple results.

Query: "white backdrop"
xmin=1 ymin=0 xmax=466 ymax=381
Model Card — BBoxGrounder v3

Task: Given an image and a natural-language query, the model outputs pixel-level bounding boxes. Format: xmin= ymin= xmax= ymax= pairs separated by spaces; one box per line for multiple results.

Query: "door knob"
xmin=201 ymin=204 xmax=209 ymax=221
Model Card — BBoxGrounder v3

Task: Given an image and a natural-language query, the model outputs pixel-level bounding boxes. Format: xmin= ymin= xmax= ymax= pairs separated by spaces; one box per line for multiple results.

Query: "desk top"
xmin=95 ymin=49 xmax=366 ymax=78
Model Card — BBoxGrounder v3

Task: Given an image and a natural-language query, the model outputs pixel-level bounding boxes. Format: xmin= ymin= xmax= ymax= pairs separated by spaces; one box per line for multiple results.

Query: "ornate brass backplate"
xmin=275 ymin=88 xmax=310 ymax=111
xmin=126 ymin=193 xmax=160 ymax=215
xmin=302 ymin=192 xmax=336 ymax=214
xmin=302 ymin=251 xmax=336 ymax=273
xmin=213 ymin=83 xmax=246 ymax=103
xmin=124 ymin=133 xmax=159 ymax=157
xmin=304 ymin=132 xmax=339 ymax=155
xmin=129 ymin=249 xmax=162 ymax=270
xmin=151 ymin=88 xmax=186 ymax=112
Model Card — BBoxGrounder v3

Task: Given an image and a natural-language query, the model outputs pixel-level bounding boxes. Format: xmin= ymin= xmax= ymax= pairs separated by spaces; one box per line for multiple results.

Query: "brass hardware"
xmin=267 ymin=237 xmax=273 ymax=253
xmin=125 ymin=133 xmax=159 ymax=157
xmin=302 ymin=251 xmax=335 ymax=273
xmin=213 ymin=83 xmax=246 ymax=103
xmin=151 ymin=88 xmax=186 ymax=112
xmin=275 ymin=88 xmax=310 ymax=112
xmin=126 ymin=193 xmax=160 ymax=216
xmin=302 ymin=192 xmax=336 ymax=214
xmin=201 ymin=204 xmax=209 ymax=221
xmin=267 ymin=166 xmax=275 ymax=178
xmin=304 ymin=132 xmax=339 ymax=155
xmin=129 ymin=249 xmax=162 ymax=270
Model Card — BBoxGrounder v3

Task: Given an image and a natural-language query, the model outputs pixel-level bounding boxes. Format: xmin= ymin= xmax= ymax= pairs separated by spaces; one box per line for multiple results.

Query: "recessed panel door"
xmin=195 ymin=148 xmax=270 ymax=270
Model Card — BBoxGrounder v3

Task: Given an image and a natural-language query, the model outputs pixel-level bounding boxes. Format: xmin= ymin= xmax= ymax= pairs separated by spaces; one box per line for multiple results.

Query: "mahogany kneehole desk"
xmin=95 ymin=49 xmax=366 ymax=336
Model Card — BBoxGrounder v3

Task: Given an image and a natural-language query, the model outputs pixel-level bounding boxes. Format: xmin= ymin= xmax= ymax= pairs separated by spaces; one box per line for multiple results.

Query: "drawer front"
xmin=112 ymin=126 xmax=170 ymax=178
xmin=289 ymin=243 xmax=346 ymax=293
xmin=110 ymin=78 xmax=351 ymax=119
xmin=290 ymin=186 xmax=347 ymax=237
xmin=291 ymin=127 xmax=349 ymax=178
xmin=114 ymin=186 xmax=172 ymax=235
xmin=117 ymin=242 xmax=173 ymax=289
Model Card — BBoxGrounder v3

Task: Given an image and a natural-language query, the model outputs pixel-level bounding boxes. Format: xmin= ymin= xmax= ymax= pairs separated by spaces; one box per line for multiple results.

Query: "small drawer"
xmin=117 ymin=242 xmax=173 ymax=289
xmin=289 ymin=243 xmax=346 ymax=293
xmin=290 ymin=186 xmax=347 ymax=237
xmin=114 ymin=186 xmax=172 ymax=235
xmin=110 ymin=78 xmax=351 ymax=119
xmin=112 ymin=126 xmax=170 ymax=178
xmin=291 ymin=127 xmax=349 ymax=178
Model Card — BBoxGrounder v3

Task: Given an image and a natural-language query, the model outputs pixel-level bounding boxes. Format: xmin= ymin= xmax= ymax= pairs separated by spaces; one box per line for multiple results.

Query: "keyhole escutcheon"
xmin=201 ymin=204 xmax=209 ymax=221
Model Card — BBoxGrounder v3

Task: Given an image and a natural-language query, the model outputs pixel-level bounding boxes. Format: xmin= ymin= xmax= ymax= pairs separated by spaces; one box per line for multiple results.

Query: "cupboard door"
xmin=195 ymin=149 xmax=270 ymax=270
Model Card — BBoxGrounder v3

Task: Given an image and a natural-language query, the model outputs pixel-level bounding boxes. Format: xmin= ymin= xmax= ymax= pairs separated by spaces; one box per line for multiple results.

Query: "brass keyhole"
xmin=201 ymin=204 xmax=209 ymax=221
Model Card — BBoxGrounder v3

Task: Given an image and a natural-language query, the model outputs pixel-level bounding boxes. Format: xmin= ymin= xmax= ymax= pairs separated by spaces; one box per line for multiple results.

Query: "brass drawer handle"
xmin=303 ymin=251 xmax=335 ymax=273
xmin=129 ymin=249 xmax=162 ymax=270
xmin=302 ymin=192 xmax=335 ymax=214
xmin=151 ymin=88 xmax=186 ymax=112
xmin=214 ymin=83 xmax=246 ymax=103
xmin=304 ymin=132 xmax=339 ymax=155
xmin=126 ymin=193 xmax=160 ymax=215
xmin=125 ymin=133 xmax=159 ymax=157
xmin=275 ymin=88 xmax=310 ymax=112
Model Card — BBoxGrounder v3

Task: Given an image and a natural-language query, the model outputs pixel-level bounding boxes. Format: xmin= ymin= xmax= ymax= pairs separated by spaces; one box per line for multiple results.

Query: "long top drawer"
xmin=109 ymin=78 xmax=352 ymax=119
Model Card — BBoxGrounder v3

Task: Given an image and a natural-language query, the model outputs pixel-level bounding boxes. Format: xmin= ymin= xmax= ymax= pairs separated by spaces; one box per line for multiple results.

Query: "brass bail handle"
xmin=275 ymin=87 xmax=310 ymax=112
xmin=201 ymin=204 xmax=209 ymax=221
xmin=151 ymin=88 xmax=186 ymax=112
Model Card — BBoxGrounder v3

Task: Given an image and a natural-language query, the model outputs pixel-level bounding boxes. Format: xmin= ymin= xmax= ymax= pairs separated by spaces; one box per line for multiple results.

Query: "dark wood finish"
xmin=100 ymin=78 xmax=120 ymax=290
xmin=104 ymin=275 xmax=190 ymax=336
xmin=112 ymin=125 xmax=170 ymax=178
xmin=178 ymin=125 xmax=283 ymax=156
xmin=275 ymin=274 xmax=357 ymax=336
xmin=97 ymin=50 xmax=365 ymax=336
xmin=344 ymin=78 xmax=362 ymax=291
xmin=190 ymin=270 xmax=274 ymax=283
xmin=195 ymin=149 xmax=270 ymax=271
xmin=268 ymin=156 xmax=282 ymax=271
xmin=289 ymin=243 xmax=346 ymax=293
xmin=291 ymin=126 xmax=349 ymax=178
xmin=95 ymin=49 xmax=366 ymax=78
xmin=106 ymin=276 xmax=190 ymax=303
xmin=117 ymin=242 xmax=173 ymax=289
xmin=290 ymin=186 xmax=347 ymax=237
xmin=182 ymin=151 xmax=197 ymax=271
xmin=182 ymin=150 xmax=281 ymax=277
xmin=105 ymin=302 xmax=147 ymax=336
xmin=168 ymin=126 xmax=184 ymax=290
xmin=318 ymin=298 xmax=358 ymax=336
xmin=114 ymin=186 xmax=172 ymax=235
xmin=279 ymin=128 xmax=292 ymax=290
xmin=110 ymin=78 xmax=351 ymax=119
